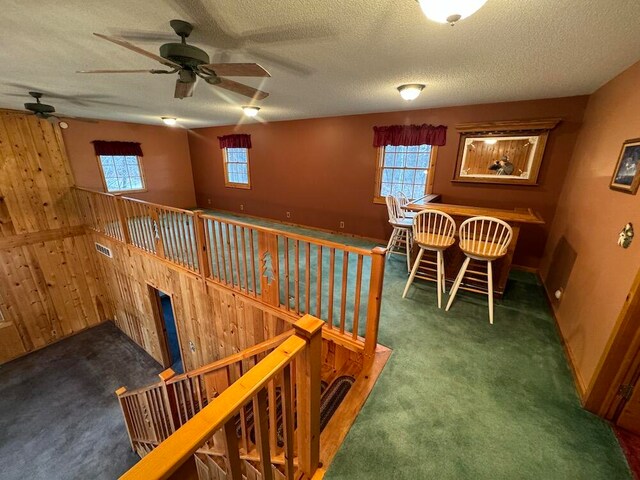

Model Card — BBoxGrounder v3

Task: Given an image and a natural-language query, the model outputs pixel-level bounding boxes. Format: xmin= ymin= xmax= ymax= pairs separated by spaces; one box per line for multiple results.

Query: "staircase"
xmin=117 ymin=316 xmax=326 ymax=480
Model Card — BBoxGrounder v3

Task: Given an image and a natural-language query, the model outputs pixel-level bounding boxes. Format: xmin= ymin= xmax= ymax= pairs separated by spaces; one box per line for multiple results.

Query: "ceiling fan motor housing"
xmin=160 ymin=43 xmax=209 ymax=69
xmin=24 ymin=102 xmax=55 ymax=114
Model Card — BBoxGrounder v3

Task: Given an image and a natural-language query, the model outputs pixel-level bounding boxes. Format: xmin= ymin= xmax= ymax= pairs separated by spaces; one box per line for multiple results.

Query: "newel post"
xmin=192 ymin=210 xmax=210 ymax=280
xmin=158 ymin=368 xmax=177 ymax=434
xmin=293 ymin=315 xmax=324 ymax=478
xmin=113 ymin=195 xmax=131 ymax=244
xmin=364 ymin=247 xmax=386 ymax=364
xmin=115 ymin=387 xmax=135 ymax=452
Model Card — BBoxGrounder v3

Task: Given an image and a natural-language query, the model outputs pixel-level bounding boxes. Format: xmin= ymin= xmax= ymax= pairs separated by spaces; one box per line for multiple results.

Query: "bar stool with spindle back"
xmin=396 ymin=191 xmax=417 ymax=220
xmin=402 ymin=210 xmax=457 ymax=308
xmin=445 ymin=216 xmax=513 ymax=324
xmin=385 ymin=195 xmax=413 ymax=271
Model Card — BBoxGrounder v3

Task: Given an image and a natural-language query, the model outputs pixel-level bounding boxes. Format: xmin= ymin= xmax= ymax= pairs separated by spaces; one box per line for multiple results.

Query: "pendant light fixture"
xmin=417 ymin=0 xmax=487 ymax=26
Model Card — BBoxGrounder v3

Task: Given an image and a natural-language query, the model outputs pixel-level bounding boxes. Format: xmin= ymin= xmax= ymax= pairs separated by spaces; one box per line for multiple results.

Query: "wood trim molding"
xmin=584 ymin=268 xmax=640 ymax=417
xmin=455 ymin=118 xmax=562 ymax=133
xmin=0 ymin=225 xmax=86 ymax=250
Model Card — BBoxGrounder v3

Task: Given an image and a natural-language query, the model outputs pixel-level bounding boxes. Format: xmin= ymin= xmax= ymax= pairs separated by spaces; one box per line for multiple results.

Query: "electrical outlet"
xmin=240 ymin=204 xmax=244 ymax=211
xmin=286 ymin=211 xmax=291 ymax=218
xmin=207 ymin=198 xmax=212 ymax=205
xmin=339 ymin=221 xmax=345 ymax=229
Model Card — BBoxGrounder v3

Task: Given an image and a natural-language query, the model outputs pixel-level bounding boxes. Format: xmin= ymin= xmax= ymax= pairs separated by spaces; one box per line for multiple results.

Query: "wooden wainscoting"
xmin=90 ymin=233 xmax=296 ymax=370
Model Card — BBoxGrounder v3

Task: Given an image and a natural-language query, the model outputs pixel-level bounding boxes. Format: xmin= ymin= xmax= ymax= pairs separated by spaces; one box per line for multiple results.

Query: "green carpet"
xmin=203 ymin=210 xmax=631 ymax=479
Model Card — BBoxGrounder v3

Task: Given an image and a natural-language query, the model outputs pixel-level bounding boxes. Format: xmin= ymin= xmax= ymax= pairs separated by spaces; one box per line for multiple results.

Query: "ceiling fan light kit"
xmin=417 ymin=0 xmax=487 ymax=26
xmin=398 ymin=84 xmax=425 ymax=101
xmin=80 ymin=20 xmax=271 ymax=101
xmin=242 ymin=106 xmax=260 ymax=117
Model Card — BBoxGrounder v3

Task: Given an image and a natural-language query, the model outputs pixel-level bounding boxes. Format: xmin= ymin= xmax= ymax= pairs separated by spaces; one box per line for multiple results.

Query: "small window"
xmin=98 ymin=155 xmax=145 ymax=193
xmin=374 ymin=145 xmax=437 ymax=203
xmin=223 ymin=147 xmax=251 ymax=189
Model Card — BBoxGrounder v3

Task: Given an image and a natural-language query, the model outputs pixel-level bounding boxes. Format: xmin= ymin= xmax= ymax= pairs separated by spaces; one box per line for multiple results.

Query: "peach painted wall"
xmin=62 ymin=119 xmax=196 ymax=208
xmin=188 ymin=96 xmax=588 ymax=268
xmin=540 ymin=61 xmax=640 ymax=392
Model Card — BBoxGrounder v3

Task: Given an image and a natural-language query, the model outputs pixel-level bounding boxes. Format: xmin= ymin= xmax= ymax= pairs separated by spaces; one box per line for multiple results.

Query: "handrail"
xmin=169 ymin=330 xmax=295 ymax=382
xmin=120 ymin=315 xmax=323 ymax=480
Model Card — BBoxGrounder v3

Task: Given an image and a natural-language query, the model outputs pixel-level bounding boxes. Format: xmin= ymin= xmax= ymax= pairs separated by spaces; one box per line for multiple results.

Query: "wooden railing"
xmin=74 ymin=187 xmax=385 ymax=357
xmin=119 ymin=316 xmax=323 ymax=480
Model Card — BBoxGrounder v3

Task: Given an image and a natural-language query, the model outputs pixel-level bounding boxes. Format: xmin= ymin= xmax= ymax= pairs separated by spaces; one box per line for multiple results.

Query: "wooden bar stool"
xmin=396 ymin=191 xmax=417 ymax=220
xmin=385 ymin=195 xmax=413 ymax=271
xmin=445 ymin=216 xmax=513 ymax=324
xmin=402 ymin=210 xmax=456 ymax=308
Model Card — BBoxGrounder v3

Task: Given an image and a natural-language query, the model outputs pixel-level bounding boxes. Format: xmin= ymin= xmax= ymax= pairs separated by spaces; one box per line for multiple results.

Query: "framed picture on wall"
xmin=610 ymin=138 xmax=640 ymax=194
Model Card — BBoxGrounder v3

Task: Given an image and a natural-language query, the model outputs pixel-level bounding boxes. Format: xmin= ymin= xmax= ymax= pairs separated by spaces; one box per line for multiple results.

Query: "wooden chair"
xmin=395 ymin=191 xmax=416 ymax=219
xmin=402 ymin=210 xmax=456 ymax=308
xmin=385 ymin=195 xmax=413 ymax=271
xmin=445 ymin=216 xmax=513 ymax=324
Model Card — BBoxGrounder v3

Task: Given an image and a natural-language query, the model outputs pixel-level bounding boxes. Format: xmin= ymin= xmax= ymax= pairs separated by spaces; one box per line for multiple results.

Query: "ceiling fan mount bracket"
xmin=169 ymin=19 xmax=193 ymax=39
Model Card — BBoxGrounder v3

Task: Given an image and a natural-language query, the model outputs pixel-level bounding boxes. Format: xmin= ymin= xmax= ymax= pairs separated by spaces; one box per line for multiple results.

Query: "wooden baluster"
xmin=268 ymin=380 xmax=278 ymax=456
xmin=207 ymin=219 xmax=221 ymax=280
xmin=352 ymin=254 xmax=364 ymax=340
xmin=215 ymin=221 xmax=228 ymax=284
xmin=339 ymin=252 xmax=349 ymax=334
xmin=193 ymin=211 xmax=209 ymax=278
xmin=294 ymin=240 xmax=300 ymax=313
xmin=116 ymin=387 xmax=135 ymax=452
xmin=364 ymin=247 xmax=387 ymax=364
xmin=158 ymin=369 xmax=177 ymax=434
xmin=294 ymin=316 xmax=323 ymax=479
xmin=222 ymin=418 xmax=243 ymax=479
xmin=224 ymin=223 xmax=234 ymax=286
xmin=240 ymin=226 xmax=249 ymax=292
xmin=328 ymin=248 xmax=335 ymax=329
xmin=280 ymin=365 xmax=295 ymax=479
xmin=253 ymin=388 xmax=274 ymax=480
xmin=233 ymin=225 xmax=243 ymax=290
xmin=258 ymin=231 xmax=280 ymax=307
xmin=249 ymin=228 xmax=257 ymax=296
xmin=284 ymin=237 xmax=290 ymax=310
xmin=316 ymin=245 xmax=322 ymax=319
xmin=305 ymin=242 xmax=311 ymax=314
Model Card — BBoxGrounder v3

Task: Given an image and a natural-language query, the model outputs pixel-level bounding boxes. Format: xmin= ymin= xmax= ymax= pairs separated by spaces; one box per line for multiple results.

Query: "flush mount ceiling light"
xmin=484 ymin=138 xmax=498 ymax=145
xmin=417 ymin=0 xmax=487 ymax=26
xmin=397 ymin=84 xmax=425 ymax=101
xmin=161 ymin=117 xmax=177 ymax=126
xmin=242 ymin=106 xmax=260 ymax=117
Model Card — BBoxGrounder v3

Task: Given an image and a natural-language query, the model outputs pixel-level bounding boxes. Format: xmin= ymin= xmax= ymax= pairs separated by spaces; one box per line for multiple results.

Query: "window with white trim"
xmin=98 ymin=155 xmax=145 ymax=193
xmin=223 ymin=147 xmax=251 ymax=188
xmin=374 ymin=145 xmax=436 ymax=202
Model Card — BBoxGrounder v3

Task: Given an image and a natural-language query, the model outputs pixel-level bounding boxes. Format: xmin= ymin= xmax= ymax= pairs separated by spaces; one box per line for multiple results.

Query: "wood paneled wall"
xmin=0 ymin=111 xmax=103 ymax=363
xmin=91 ymin=234 xmax=293 ymax=370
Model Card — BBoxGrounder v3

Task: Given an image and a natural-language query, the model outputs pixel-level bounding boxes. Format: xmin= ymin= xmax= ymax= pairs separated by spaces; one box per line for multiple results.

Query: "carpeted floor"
xmin=0 ymin=323 xmax=162 ymax=480
xmin=205 ymin=211 xmax=632 ymax=480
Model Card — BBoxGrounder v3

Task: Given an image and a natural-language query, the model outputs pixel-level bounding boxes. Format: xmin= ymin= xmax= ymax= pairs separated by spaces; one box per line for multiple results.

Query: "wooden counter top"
xmin=405 ymin=202 xmax=544 ymax=225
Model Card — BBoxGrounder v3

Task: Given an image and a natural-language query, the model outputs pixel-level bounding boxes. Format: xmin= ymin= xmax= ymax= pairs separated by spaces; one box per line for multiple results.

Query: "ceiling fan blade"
xmin=214 ymin=78 xmax=269 ymax=100
xmin=199 ymin=63 xmax=270 ymax=77
xmin=58 ymin=114 xmax=99 ymax=123
xmin=175 ymin=79 xmax=196 ymax=99
xmin=76 ymin=69 xmax=156 ymax=74
xmin=93 ymin=33 xmax=181 ymax=69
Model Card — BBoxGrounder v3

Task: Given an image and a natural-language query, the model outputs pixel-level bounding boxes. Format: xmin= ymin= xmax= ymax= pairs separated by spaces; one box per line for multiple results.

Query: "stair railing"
xmin=119 ymin=315 xmax=323 ymax=480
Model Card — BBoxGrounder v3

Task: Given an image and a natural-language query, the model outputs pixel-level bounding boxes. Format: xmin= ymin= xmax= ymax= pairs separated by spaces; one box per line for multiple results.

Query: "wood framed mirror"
xmin=452 ymin=118 xmax=561 ymax=185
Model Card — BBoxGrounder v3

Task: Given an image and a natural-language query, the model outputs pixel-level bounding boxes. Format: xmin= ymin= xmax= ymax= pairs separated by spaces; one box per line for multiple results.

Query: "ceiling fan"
xmin=21 ymin=91 xmax=96 ymax=123
xmin=79 ymin=20 xmax=271 ymax=100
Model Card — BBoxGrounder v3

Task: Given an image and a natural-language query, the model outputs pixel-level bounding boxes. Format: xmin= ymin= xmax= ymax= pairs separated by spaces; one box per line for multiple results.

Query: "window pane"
xmin=224 ymin=148 xmax=249 ymax=186
xmin=381 ymin=183 xmax=392 ymax=197
xmin=99 ymin=155 xmax=144 ymax=192
xmin=382 ymin=168 xmax=393 ymax=183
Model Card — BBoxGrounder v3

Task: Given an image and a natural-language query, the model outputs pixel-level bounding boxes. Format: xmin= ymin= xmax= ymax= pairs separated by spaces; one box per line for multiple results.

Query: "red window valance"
xmin=373 ymin=124 xmax=447 ymax=147
xmin=92 ymin=141 xmax=143 ymax=157
xmin=218 ymin=134 xmax=252 ymax=149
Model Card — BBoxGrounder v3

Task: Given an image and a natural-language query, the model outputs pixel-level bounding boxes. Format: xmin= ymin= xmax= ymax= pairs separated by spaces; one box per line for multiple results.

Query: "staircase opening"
xmin=148 ymin=285 xmax=184 ymax=374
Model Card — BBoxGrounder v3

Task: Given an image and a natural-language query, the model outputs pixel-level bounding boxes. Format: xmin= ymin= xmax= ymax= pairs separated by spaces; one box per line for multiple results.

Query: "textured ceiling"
xmin=1 ymin=0 xmax=639 ymax=128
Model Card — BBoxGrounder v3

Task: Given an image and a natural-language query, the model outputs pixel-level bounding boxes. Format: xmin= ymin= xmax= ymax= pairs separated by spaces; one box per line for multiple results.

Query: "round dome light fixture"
xmin=161 ymin=117 xmax=177 ymax=126
xmin=484 ymin=138 xmax=498 ymax=145
xmin=397 ymin=84 xmax=425 ymax=101
xmin=242 ymin=106 xmax=260 ymax=117
xmin=417 ymin=0 xmax=487 ymax=26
